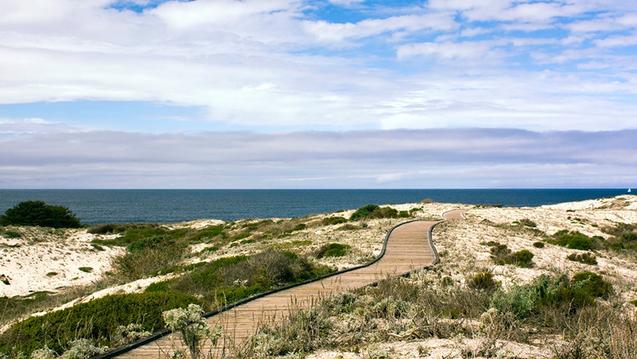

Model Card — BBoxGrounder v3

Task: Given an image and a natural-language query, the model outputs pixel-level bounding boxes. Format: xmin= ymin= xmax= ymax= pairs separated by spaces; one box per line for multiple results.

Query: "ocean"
xmin=0 ymin=189 xmax=628 ymax=224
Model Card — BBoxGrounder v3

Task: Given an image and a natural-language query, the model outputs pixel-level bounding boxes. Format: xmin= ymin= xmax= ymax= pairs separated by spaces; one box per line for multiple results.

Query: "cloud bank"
xmin=1 ymin=123 xmax=634 ymax=188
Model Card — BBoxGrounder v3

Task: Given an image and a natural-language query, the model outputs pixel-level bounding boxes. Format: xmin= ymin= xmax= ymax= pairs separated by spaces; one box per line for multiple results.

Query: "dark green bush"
xmin=315 ymin=243 xmax=351 ymax=258
xmin=567 ymin=252 xmax=597 ymax=265
xmin=321 ymin=217 xmax=348 ymax=226
xmin=490 ymin=245 xmax=534 ymax=267
xmin=570 ymin=271 xmax=613 ymax=305
xmin=87 ymin=223 xmax=128 ymax=234
xmin=350 ymin=205 xmax=399 ymax=221
xmin=0 ymin=201 xmax=81 ymax=228
xmin=509 ymin=249 xmax=534 ymax=268
xmin=0 ymin=292 xmax=200 ymax=356
xmin=533 ymin=241 xmax=545 ymax=248
xmin=467 ymin=270 xmax=499 ymax=291
xmin=1 ymin=230 xmax=21 ymax=239
xmin=549 ymin=230 xmax=600 ymax=250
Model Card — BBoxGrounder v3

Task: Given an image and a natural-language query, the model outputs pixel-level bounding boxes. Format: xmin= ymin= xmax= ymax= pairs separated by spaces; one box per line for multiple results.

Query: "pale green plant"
xmin=162 ymin=304 xmax=222 ymax=359
xmin=30 ymin=347 xmax=56 ymax=359
xmin=59 ymin=339 xmax=106 ymax=359
xmin=112 ymin=323 xmax=152 ymax=346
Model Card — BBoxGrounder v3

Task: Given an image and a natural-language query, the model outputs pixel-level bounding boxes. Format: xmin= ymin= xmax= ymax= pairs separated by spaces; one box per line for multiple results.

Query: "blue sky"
xmin=1 ymin=0 xmax=636 ymax=188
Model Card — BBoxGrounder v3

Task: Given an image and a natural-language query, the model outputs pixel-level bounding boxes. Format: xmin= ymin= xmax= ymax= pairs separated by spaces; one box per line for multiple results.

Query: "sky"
xmin=1 ymin=0 xmax=636 ymax=188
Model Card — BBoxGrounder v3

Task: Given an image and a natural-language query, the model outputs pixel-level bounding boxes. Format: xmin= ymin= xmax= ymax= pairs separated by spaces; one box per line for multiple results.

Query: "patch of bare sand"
xmin=0 ymin=228 xmax=123 ymax=298
xmin=307 ymin=337 xmax=554 ymax=358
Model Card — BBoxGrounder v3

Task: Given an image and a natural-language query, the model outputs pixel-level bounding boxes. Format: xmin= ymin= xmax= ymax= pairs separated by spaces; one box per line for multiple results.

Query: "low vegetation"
xmin=145 ymin=250 xmax=333 ymax=308
xmin=232 ymin=270 xmax=623 ymax=358
xmin=315 ymin=243 xmax=351 ymax=258
xmin=0 ymin=229 xmax=21 ymax=239
xmin=546 ymin=224 xmax=637 ymax=258
xmin=93 ymin=224 xmax=226 ymax=280
xmin=567 ymin=252 xmax=598 ymax=265
xmin=487 ymin=242 xmax=535 ymax=268
xmin=547 ymin=230 xmax=602 ymax=250
xmin=514 ymin=218 xmax=537 ymax=227
xmin=0 ymin=292 xmax=199 ymax=356
xmin=603 ymin=222 xmax=637 ymax=253
xmin=467 ymin=270 xmax=499 ymax=291
xmin=0 ymin=201 xmax=81 ymax=228
xmin=321 ymin=216 xmax=348 ymax=226
xmin=350 ymin=204 xmax=405 ymax=221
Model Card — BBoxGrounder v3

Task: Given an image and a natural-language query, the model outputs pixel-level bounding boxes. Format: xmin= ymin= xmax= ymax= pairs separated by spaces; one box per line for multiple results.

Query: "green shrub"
xmin=1 ymin=230 xmax=21 ymax=239
xmin=567 ymin=252 xmax=597 ymax=265
xmin=350 ymin=205 xmax=399 ymax=221
xmin=490 ymin=271 xmax=613 ymax=320
xmin=0 ymin=292 xmax=200 ymax=356
xmin=321 ymin=217 xmax=348 ymax=226
xmin=549 ymin=230 xmax=600 ymax=250
xmin=570 ymin=271 xmax=613 ymax=306
xmin=0 ymin=201 xmax=81 ymax=228
xmin=602 ymin=223 xmax=637 ymax=252
xmin=78 ymin=267 xmax=93 ymax=273
xmin=491 ymin=285 xmax=537 ymax=319
xmin=533 ymin=241 xmax=545 ymax=248
xmin=509 ymin=249 xmax=534 ymax=268
xmin=467 ymin=270 xmax=499 ymax=291
xmin=315 ymin=243 xmax=351 ymax=258
xmin=490 ymin=245 xmax=534 ymax=267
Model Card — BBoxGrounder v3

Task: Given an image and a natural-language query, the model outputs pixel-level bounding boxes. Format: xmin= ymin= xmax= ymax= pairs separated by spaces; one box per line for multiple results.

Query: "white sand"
xmin=0 ymin=229 xmax=123 ymax=298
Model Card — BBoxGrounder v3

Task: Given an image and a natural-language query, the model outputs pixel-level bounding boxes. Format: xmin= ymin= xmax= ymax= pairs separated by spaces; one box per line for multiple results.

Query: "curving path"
xmin=113 ymin=210 xmax=464 ymax=358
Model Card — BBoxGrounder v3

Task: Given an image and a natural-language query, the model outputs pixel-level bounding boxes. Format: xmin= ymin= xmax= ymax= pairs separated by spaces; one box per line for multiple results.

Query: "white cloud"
xmin=302 ymin=12 xmax=457 ymax=44
xmin=328 ymin=0 xmax=364 ymax=6
xmin=397 ymin=41 xmax=495 ymax=59
xmin=150 ymin=0 xmax=295 ymax=29
xmin=595 ymin=32 xmax=637 ymax=47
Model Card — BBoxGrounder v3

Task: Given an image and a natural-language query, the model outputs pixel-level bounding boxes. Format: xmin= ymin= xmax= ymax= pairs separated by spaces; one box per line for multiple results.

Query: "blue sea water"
xmin=0 ymin=189 xmax=628 ymax=224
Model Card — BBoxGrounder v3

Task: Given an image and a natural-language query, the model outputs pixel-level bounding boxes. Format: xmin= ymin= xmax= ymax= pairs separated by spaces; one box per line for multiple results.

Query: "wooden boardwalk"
xmin=117 ymin=210 xmax=463 ymax=358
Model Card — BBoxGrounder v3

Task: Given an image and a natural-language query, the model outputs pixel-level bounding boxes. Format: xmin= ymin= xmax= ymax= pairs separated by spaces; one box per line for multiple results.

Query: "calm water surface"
xmin=0 ymin=189 xmax=627 ymax=224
